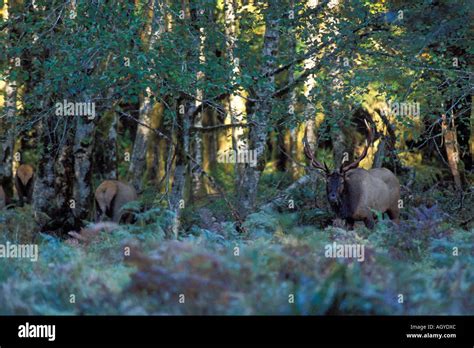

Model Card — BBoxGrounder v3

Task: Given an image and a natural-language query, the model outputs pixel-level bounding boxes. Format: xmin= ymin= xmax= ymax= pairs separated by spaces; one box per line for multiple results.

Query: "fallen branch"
xmin=260 ymin=174 xmax=316 ymax=212
xmin=190 ymin=122 xmax=252 ymax=132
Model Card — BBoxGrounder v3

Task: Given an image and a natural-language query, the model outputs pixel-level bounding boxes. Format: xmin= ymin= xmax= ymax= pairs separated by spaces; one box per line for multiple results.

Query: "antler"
xmin=340 ymin=119 xmax=373 ymax=173
xmin=303 ymin=125 xmax=329 ymax=173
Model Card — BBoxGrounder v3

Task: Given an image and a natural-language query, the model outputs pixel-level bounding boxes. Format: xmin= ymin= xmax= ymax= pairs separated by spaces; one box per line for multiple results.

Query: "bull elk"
xmin=303 ymin=121 xmax=400 ymax=229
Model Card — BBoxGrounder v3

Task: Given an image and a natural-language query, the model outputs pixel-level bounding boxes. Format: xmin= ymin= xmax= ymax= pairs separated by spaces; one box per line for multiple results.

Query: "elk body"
xmin=304 ymin=122 xmax=400 ymax=229
xmin=0 ymin=185 xmax=6 ymax=209
xmin=15 ymin=164 xmax=35 ymax=206
xmin=95 ymin=180 xmax=137 ymax=223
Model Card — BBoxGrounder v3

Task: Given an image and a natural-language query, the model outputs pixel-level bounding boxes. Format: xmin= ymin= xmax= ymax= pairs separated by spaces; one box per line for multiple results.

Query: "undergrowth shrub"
xmin=371 ymin=205 xmax=450 ymax=260
xmin=0 ymin=205 xmax=40 ymax=243
xmin=0 ymin=183 xmax=471 ymax=315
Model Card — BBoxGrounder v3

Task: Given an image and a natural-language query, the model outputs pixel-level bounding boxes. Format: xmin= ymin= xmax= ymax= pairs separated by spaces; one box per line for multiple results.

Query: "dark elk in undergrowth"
xmin=303 ymin=121 xmax=400 ymax=229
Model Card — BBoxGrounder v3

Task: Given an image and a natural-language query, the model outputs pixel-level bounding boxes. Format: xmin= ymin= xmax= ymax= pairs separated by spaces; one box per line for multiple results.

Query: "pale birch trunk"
xmin=129 ymin=87 xmax=153 ymax=191
xmin=324 ymin=0 xmax=350 ymax=167
xmin=237 ymin=1 xmax=280 ymax=217
xmin=191 ymin=25 xmax=206 ymax=199
xmin=225 ymin=0 xmax=248 ymax=190
xmin=169 ymin=99 xmax=191 ymax=239
xmin=128 ymin=0 xmax=164 ymax=191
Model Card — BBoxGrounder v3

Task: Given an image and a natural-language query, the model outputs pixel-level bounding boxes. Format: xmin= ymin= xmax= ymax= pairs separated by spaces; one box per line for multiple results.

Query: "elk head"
xmin=303 ymin=120 xmax=373 ymax=209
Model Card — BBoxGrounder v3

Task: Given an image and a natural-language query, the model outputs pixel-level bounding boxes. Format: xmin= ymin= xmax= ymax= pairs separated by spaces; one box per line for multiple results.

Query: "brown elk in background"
xmin=15 ymin=164 xmax=35 ymax=206
xmin=95 ymin=180 xmax=138 ymax=223
xmin=304 ymin=121 xmax=400 ymax=229
xmin=0 ymin=185 xmax=6 ymax=209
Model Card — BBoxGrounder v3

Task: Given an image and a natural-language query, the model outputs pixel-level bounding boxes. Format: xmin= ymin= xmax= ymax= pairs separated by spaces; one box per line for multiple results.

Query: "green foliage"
xmin=1 ymin=158 xmax=471 ymax=316
xmin=0 ymin=206 xmax=39 ymax=243
xmin=371 ymin=205 xmax=450 ymax=260
xmin=258 ymin=171 xmax=293 ymax=203
xmin=126 ymin=205 xmax=173 ymax=240
xmin=412 ymin=163 xmax=445 ymax=191
xmin=0 ymin=200 xmax=472 ymax=314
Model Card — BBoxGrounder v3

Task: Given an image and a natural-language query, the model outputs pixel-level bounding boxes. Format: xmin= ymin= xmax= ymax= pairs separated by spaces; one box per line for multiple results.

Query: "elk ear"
xmin=104 ymin=182 xmax=118 ymax=209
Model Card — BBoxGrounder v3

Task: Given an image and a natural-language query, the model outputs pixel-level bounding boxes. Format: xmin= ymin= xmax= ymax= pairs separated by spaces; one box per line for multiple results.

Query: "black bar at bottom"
xmin=0 ymin=315 xmax=472 ymax=346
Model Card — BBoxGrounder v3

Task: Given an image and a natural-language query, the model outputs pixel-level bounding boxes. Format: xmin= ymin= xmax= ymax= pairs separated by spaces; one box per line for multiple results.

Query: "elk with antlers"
xmin=303 ymin=121 xmax=400 ymax=229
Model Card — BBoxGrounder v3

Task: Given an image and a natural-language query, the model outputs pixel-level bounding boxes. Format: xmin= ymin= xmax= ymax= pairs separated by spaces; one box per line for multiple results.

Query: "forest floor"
xmin=0 ymin=177 xmax=472 ymax=315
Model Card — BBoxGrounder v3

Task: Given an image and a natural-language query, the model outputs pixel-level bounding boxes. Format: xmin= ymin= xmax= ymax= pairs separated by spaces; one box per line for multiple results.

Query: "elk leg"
xmin=127 ymin=212 xmax=136 ymax=224
xmin=16 ymin=180 xmax=25 ymax=207
xmin=364 ymin=215 xmax=375 ymax=229
xmin=18 ymin=194 xmax=24 ymax=207
xmin=387 ymin=208 xmax=400 ymax=224
xmin=345 ymin=218 xmax=355 ymax=230
xmin=113 ymin=210 xmax=121 ymax=223
xmin=26 ymin=183 xmax=34 ymax=204
xmin=120 ymin=211 xmax=135 ymax=224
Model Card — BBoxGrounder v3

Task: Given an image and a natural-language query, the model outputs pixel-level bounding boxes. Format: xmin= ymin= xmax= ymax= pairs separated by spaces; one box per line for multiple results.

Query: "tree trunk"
xmin=441 ymin=113 xmax=462 ymax=190
xmin=237 ymin=0 xmax=280 ymax=217
xmin=1 ymin=0 xmax=23 ymax=200
xmin=147 ymin=102 xmax=164 ymax=184
xmin=33 ymin=117 xmax=75 ymax=232
xmin=289 ymin=126 xmax=299 ymax=178
xmin=190 ymin=16 xmax=207 ymax=200
xmin=299 ymin=0 xmax=322 ymax=177
xmin=128 ymin=0 xmax=162 ymax=191
xmin=372 ymin=137 xmax=386 ymax=168
xmin=73 ymin=115 xmax=96 ymax=226
xmin=32 ymin=123 xmax=56 ymax=220
xmin=225 ymin=0 xmax=248 ymax=190
xmin=470 ymin=95 xmax=474 ymax=167
xmin=281 ymin=26 xmax=298 ymax=175
xmin=169 ymin=99 xmax=191 ymax=239
xmin=0 ymin=80 xmax=16 ymax=199
xmin=54 ymin=138 xmax=75 ymax=228
xmin=128 ymin=87 xmax=153 ymax=191
xmin=148 ymin=137 xmax=160 ymax=184
xmin=94 ymin=87 xmax=119 ymax=181
xmin=375 ymin=107 xmax=403 ymax=173
xmin=318 ymin=0 xmax=351 ymax=167
xmin=103 ymin=110 xmax=118 ymax=180
xmin=191 ymin=114 xmax=204 ymax=199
